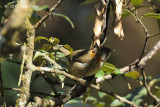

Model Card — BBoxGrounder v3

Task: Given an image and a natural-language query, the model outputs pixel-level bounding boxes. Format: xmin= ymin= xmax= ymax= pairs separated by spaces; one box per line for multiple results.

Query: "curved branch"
xmin=34 ymin=0 xmax=64 ymax=29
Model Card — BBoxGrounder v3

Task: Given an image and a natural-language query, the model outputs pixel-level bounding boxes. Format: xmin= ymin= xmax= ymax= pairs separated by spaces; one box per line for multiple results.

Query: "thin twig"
xmin=141 ymin=67 xmax=160 ymax=103
xmin=18 ymin=45 xmax=26 ymax=86
xmin=90 ymin=84 xmax=139 ymax=107
xmin=42 ymin=54 xmax=62 ymax=69
xmin=4 ymin=87 xmax=21 ymax=91
xmin=134 ymin=10 xmax=149 ymax=62
xmin=34 ymin=0 xmax=64 ymax=29
xmin=124 ymin=5 xmax=150 ymax=62
xmin=147 ymin=32 xmax=160 ymax=38
xmin=155 ymin=103 xmax=160 ymax=107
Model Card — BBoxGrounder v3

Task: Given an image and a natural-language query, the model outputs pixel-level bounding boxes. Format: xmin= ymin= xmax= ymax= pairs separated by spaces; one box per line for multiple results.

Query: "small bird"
xmin=59 ymin=47 xmax=111 ymax=78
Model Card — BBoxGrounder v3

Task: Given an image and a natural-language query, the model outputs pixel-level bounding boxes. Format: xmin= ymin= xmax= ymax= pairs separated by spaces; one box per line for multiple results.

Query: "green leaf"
xmin=64 ymin=45 xmax=73 ymax=56
xmin=49 ymin=53 xmax=55 ymax=60
xmin=95 ymin=103 xmax=105 ymax=107
xmin=52 ymin=12 xmax=74 ymax=28
xmin=131 ymin=0 xmax=144 ymax=6
xmin=110 ymin=99 xmax=123 ymax=107
xmin=80 ymin=0 xmax=98 ymax=6
xmin=67 ymin=99 xmax=81 ymax=104
xmin=122 ymin=10 xmax=132 ymax=18
xmin=95 ymin=70 xmax=105 ymax=81
xmin=35 ymin=36 xmax=49 ymax=43
xmin=98 ymin=91 xmax=106 ymax=99
xmin=155 ymin=90 xmax=160 ymax=98
xmin=53 ymin=45 xmax=63 ymax=51
xmin=55 ymin=52 xmax=65 ymax=58
xmin=40 ymin=44 xmax=52 ymax=51
xmin=57 ymin=74 xmax=65 ymax=88
xmin=142 ymin=13 xmax=160 ymax=19
xmin=102 ymin=63 xmax=122 ymax=74
xmin=122 ymin=8 xmax=136 ymax=18
xmin=125 ymin=71 xmax=140 ymax=80
xmin=122 ymin=7 xmax=145 ymax=18
xmin=32 ymin=5 xmax=49 ymax=11
xmin=49 ymin=37 xmax=60 ymax=46
xmin=58 ymin=74 xmax=65 ymax=82
xmin=33 ymin=51 xmax=48 ymax=61
xmin=44 ymin=96 xmax=52 ymax=99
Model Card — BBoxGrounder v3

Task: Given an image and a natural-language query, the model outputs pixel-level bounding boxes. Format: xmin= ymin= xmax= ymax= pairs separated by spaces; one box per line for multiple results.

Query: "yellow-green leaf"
xmin=155 ymin=90 xmax=160 ymax=98
xmin=95 ymin=70 xmax=105 ymax=80
xmin=35 ymin=36 xmax=49 ymax=43
xmin=49 ymin=37 xmax=60 ymax=46
xmin=49 ymin=53 xmax=55 ymax=60
xmin=80 ymin=0 xmax=98 ymax=6
xmin=32 ymin=5 xmax=49 ymax=11
xmin=122 ymin=9 xmax=133 ymax=18
xmin=64 ymin=44 xmax=73 ymax=56
xmin=125 ymin=71 xmax=140 ymax=80
xmin=57 ymin=74 xmax=65 ymax=88
xmin=33 ymin=51 xmax=48 ymax=62
xmin=102 ymin=63 xmax=122 ymax=74
xmin=131 ymin=0 xmax=144 ymax=6
xmin=142 ymin=13 xmax=160 ymax=19
xmin=40 ymin=44 xmax=52 ymax=51
xmin=52 ymin=12 xmax=74 ymax=28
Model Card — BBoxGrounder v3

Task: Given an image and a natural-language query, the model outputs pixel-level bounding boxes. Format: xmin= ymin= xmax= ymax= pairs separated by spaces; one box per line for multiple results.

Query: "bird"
xmin=59 ymin=47 xmax=111 ymax=78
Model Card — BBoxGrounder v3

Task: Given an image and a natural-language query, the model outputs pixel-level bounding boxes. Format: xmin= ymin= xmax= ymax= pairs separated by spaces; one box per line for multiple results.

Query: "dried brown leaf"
xmin=113 ymin=0 xmax=124 ymax=39
xmin=91 ymin=3 xmax=106 ymax=48
xmin=114 ymin=20 xmax=124 ymax=40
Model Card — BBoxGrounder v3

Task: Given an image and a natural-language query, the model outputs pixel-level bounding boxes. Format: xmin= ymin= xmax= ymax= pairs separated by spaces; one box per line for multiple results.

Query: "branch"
xmin=141 ymin=67 xmax=160 ymax=103
xmin=130 ymin=9 xmax=149 ymax=61
xmin=28 ymin=65 xmax=139 ymax=107
xmin=4 ymin=87 xmax=21 ymax=91
xmin=33 ymin=0 xmax=64 ymax=29
xmin=155 ymin=103 xmax=160 ymax=107
xmin=123 ymin=5 xmax=150 ymax=62
xmin=97 ymin=39 xmax=160 ymax=83
xmin=147 ymin=32 xmax=160 ymax=38
xmin=27 ymin=82 xmax=87 ymax=107
xmin=42 ymin=54 xmax=62 ymax=69
xmin=16 ymin=19 xmax=35 ymax=107
xmin=120 ymin=38 xmax=160 ymax=73
xmin=139 ymin=40 xmax=160 ymax=67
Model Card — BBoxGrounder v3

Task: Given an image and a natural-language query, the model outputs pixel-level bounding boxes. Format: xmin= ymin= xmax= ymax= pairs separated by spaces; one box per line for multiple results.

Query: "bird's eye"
xmin=92 ymin=50 xmax=95 ymax=53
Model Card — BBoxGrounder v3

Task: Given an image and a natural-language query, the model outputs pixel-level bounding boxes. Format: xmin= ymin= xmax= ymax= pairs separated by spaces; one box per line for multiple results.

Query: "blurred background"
xmin=1 ymin=0 xmax=160 ymax=106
